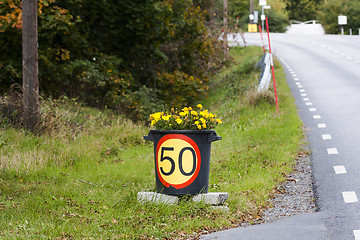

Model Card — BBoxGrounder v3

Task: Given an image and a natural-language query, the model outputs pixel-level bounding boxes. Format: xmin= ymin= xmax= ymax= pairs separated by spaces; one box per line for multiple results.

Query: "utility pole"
xmin=250 ymin=0 xmax=254 ymax=24
xmin=223 ymin=0 xmax=228 ymax=58
xmin=22 ymin=0 xmax=40 ymax=131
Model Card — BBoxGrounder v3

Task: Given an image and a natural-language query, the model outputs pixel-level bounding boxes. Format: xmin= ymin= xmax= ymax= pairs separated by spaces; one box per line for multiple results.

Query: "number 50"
xmin=160 ymin=147 xmax=196 ymax=176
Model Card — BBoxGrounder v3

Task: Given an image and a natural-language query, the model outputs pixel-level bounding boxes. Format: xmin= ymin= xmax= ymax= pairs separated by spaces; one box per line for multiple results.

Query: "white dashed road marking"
xmin=354 ymin=230 xmax=360 ymax=240
xmin=322 ymin=134 xmax=332 ymax=140
xmin=327 ymin=148 xmax=338 ymax=155
xmin=342 ymin=191 xmax=358 ymax=203
xmin=333 ymin=166 xmax=347 ymax=174
xmin=309 ymin=108 xmax=316 ymax=112
xmin=318 ymin=123 xmax=326 ymax=128
xmin=313 ymin=115 xmax=321 ymax=119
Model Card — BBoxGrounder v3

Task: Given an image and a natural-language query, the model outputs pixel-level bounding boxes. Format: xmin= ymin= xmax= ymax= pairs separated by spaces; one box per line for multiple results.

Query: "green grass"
xmin=0 ymin=46 xmax=303 ymax=239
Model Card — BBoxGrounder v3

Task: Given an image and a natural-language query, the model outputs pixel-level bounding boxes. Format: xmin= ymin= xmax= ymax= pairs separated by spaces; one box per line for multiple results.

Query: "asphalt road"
xmin=202 ymin=33 xmax=360 ymax=240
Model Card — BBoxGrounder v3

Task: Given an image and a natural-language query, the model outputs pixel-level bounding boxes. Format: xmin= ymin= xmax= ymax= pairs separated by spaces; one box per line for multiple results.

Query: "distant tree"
xmin=318 ymin=0 xmax=360 ymax=34
xmin=284 ymin=0 xmax=322 ymax=21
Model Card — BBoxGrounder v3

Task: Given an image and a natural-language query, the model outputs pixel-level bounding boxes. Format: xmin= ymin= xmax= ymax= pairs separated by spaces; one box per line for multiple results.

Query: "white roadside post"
xmin=261 ymin=5 xmax=271 ymax=33
xmin=259 ymin=0 xmax=266 ymax=30
xmin=338 ymin=15 xmax=347 ymax=35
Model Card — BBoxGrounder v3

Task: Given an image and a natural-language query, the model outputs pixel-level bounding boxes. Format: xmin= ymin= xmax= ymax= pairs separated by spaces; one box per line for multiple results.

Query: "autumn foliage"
xmin=0 ymin=0 xmax=221 ymax=121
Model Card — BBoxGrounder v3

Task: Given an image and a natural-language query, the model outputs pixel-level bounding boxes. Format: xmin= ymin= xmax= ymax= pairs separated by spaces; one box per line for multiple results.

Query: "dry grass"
xmin=246 ymin=88 xmax=275 ymax=107
xmin=0 ymin=150 xmax=50 ymax=173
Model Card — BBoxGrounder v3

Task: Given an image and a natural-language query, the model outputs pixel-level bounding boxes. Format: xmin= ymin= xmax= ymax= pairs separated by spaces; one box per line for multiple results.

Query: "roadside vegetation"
xmin=0 ymin=46 xmax=303 ymax=239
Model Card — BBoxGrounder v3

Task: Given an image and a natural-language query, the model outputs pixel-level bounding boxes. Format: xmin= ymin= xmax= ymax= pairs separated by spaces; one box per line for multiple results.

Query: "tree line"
xmin=0 ymin=0 xmax=224 ymax=122
xmin=1 ymin=0 xmax=358 ymax=124
xmin=218 ymin=0 xmax=360 ymax=35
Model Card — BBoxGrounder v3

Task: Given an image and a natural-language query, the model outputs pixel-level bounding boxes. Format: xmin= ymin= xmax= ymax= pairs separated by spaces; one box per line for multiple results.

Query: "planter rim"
xmin=148 ymin=129 xmax=217 ymax=134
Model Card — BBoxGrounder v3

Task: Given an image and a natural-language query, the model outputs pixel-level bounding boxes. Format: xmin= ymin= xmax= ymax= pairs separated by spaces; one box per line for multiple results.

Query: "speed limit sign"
xmin=156 ymin=134 xmax=201 ymax=189
xmin=144 ymin=129 xmax=221 ymax=195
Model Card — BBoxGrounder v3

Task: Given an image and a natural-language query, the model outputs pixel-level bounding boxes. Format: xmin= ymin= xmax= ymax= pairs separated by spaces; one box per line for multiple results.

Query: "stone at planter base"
xmin=192 ymin=192 xmax=229 ymax=205
xmin=137 ymin=192 xmax=179 ymax=205
xmin=137 ymin=192 xmax=229 ymax=211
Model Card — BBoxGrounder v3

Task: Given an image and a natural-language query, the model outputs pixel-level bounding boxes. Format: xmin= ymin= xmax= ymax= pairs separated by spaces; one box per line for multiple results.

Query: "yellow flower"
xmin=148 ymin=106 xmax=219 ymax=130
xmin=162 ymin=115 xmax=171 ymax=121
xmin=191 ymin=111 xmax=198 ymax=116
xmin=152 ymin=112 xmax=162 ymax=121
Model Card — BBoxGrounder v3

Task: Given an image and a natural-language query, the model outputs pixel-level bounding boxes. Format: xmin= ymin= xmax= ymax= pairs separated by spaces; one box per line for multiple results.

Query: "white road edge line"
xmin=342 ymin=191 xmax=358 ymax=203
xmin=333 ymin=166 xmax=347 ymax=174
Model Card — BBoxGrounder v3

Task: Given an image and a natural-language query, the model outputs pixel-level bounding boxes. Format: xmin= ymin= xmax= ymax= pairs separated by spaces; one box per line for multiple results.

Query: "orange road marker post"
xmin=265 ymin=17 xmax=279 ymax=114
xmin=258 ymin=25 xmax=266 ymax=53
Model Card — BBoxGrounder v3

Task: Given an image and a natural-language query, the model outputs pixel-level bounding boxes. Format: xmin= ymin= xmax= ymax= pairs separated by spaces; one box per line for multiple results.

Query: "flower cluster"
xmin=149 ymin=104 xmax=222 ymax=130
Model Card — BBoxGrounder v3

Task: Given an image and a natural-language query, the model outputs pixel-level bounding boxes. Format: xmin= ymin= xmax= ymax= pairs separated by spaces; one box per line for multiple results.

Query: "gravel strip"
xmin=259 ymin=142 xmax=317 ymax=223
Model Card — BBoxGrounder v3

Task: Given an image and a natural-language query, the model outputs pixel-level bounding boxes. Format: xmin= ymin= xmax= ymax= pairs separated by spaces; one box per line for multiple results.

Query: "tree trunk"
xmin=223 ymin=0 xmax=228 ymax=58
xmin=22 ymin=0 xmax=39 ymax=131
xmin=250 ymin=0 xmax=254 ymax=24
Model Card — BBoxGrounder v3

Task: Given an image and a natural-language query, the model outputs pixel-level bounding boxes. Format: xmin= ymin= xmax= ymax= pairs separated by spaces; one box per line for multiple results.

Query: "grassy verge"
xmin=0 ymin=46 xmax=303 ymax=239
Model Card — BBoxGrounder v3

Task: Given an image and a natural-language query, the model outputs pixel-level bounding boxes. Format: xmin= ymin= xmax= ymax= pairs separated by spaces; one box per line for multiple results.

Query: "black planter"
xmin=144 ymin=130 xmax=221 ymax=195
